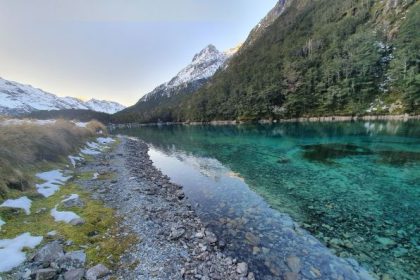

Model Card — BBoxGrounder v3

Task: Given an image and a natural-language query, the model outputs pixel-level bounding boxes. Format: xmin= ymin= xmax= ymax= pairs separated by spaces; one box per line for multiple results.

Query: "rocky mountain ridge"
xmin=0 ymin=77 xmax=125 ymax=115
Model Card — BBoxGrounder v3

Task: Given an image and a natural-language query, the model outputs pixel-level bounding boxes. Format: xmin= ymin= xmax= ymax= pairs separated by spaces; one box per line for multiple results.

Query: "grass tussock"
xmin=0 ymin=119 xmax=106 ymax=198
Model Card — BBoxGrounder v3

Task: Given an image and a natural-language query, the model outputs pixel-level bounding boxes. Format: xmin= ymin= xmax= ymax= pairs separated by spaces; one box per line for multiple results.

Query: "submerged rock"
xmin=245 ymin=232 xmax=260 ymax=246
xmin=237 ymin=262 xmax=248 ymax=276
xmin=205 ymin=230 xmax=218 ymax=245
xmin=376 ymin=236 xmax=396 ymax=247
xmin=286 ymin=256 xmax=301 ymax=273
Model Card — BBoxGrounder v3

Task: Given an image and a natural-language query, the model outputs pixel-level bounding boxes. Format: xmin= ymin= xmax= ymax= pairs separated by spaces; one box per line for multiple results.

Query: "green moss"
xmin=0 ymin=136 xmax=135 ymax=270
xmin=0 ymin=180 xmax=136 ymax=269
xmin=75 ymin=171 xmax=95 ymax=180
xmin=97 ymin=171 xmax=116 ymax=181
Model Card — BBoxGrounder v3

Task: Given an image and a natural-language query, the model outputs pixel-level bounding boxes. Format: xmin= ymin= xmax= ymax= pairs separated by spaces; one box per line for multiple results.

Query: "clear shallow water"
xmin=116 ymin=121 xmax=420 ymax=279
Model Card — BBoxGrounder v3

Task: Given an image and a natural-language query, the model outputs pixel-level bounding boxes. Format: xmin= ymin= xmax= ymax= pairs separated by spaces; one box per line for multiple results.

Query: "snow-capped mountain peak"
xmin=84 ymin=98 xmax=126 ymax=114
xmin=0 ymin=77 xmax=125 ymax=116
xmin=166 ymin=44 xmax=228 ymax=89
xmin=141 ymin=44 xmax=234 ymax=102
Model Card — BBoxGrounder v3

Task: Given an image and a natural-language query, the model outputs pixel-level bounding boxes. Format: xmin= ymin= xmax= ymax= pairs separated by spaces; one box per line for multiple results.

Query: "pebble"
xmin=236 ymin=262 xmax=248 ymax=276
xmin=35 ymin=268 xmax=57 ymax=280
xmin=85 ymin=264 xmax=110 ymax=280
xmin=63 ymin=268 xmax=85 ymax=280
xmin=286 ymin=256 xmax=301 ymax=273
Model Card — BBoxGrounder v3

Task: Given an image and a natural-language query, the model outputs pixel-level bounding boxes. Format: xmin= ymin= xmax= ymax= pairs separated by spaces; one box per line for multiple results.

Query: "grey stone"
xmin=34 ymin=241 xmax=64 ymax=264
xmin=58 ymin=250 xmax=86 ymax=270
xmin=85 ymin=264 xmax=110 ymax=280
xmin=62 ymin=196 xmax=85 ymax=208
xmin=69 ymin=218 xmax=85 ymax=226
xmin=244 ymin=232 xmax=260 ymax=246
xmin=22 ymin=268 xmax=31 ymax=280
xmin=284 ymin=271 xmax=298 ymax=280
xmin=286 ymin=256 xmax=301 ymax=273
xmin=247 ymin=272 xmax=256 ymax=280
xmin=236 ymin=262 xmax=248 ymax=276
xmin=35 ymin=268 xmax=57 ymax=280
xmin=205 ymin=230 xmax=218 ymax=245
xmin=64 ymin=268 xmax=85 ymax=280
xmin=169 ymin=227 xmax=186 ymax=240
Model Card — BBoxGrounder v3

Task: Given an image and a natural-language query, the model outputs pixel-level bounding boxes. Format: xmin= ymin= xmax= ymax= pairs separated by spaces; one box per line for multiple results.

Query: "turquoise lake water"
xmin=116 ymin=121 xmax=420 ymax=279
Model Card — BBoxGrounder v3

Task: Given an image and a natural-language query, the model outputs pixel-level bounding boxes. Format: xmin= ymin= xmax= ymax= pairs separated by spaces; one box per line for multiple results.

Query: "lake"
xmin=115 ymin=121 xmax=420 ymax=280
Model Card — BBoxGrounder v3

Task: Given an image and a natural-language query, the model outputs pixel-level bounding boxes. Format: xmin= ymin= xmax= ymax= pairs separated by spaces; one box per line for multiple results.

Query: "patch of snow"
xmin=80 ymin=148 xmax=100 ymax=155
xmin=0 ymin=196 xmax=32 ymax=215
xmin=0 ymin=217 xmax=5 ymax=229
xmin=62 ymin=194 xmax=79 ymax=203
xmin=50 ymin=206 xmax=80 ymax=223
xmin=0 ymin=233 xmax=43 ymax=272
xmin=92 ymin=172 xmax=99 ymax=180
xmin=87 ymin=141 xmax=101 ymax=150
xmin=68 ymin=155 xmax=83 ymax=167
xmin=97 ymin=137 xmax=114 ymax=144
xmin=36 ymin=170 xmax=71 ymax=197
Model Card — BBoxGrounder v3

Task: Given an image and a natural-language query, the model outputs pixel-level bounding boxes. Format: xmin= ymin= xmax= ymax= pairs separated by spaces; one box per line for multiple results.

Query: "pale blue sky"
xmin=0 ymin=0 xmax=277 ymax=105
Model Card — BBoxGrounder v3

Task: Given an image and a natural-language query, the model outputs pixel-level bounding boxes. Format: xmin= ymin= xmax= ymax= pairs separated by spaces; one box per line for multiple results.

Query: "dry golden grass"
xmin=0 ymin=119 xmax=106 ymax=197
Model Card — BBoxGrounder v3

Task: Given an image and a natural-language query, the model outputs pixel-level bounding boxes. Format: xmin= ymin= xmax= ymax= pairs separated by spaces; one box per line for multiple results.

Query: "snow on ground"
xmin=0 ymin=217 xmax=5 ymax=229
xmin=0 ymin=233 xmax=43 ymax=272
xmin=62 ymin=194 xmax=79 ymax=203
xmin=80 ymin=140 xmax=104 ymax=155
xmin=68 ymin=155 xmax=83 ymax=167
xmin=50 ymin=206 xmax=80 ymax=223
xmin=97 ymin=137 xmax=115 ymax=144
xmin=81 ymin=137 xmax=115 ymax=156
xmin=93 ymin=172 xmax=99 ymax=180
xmin=36 ymin=170 xmax=72 ymax=197
xmin=80 ymin=147 xmax=101 ymax=155
xmin=0 ymin=196 xmax=32 ymax=215
xmin=87 ymin=141 xmax=101 ymax=150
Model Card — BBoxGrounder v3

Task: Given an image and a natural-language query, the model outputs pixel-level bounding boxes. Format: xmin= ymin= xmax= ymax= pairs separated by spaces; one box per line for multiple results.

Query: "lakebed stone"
xmin=237 ymin=262 xmax=248 ymax=276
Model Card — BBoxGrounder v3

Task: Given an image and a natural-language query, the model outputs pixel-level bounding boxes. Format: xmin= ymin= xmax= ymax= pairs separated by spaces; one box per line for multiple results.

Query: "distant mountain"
xmin=0 ymin=77 xmax=125 ymax=115
xmin=84 ymin=99 xmax=125 ymax=115
xmin=115 ymin=44 xmax=235 ymax=123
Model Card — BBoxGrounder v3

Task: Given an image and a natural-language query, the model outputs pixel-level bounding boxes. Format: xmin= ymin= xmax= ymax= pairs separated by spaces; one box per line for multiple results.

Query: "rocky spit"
xmin=77 ymin=137 xmax=249 ymax=280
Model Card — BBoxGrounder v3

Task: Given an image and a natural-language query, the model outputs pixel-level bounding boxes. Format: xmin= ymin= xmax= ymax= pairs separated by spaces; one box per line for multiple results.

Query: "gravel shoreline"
xmin=78 ymin=136 xmax=250 ymax=279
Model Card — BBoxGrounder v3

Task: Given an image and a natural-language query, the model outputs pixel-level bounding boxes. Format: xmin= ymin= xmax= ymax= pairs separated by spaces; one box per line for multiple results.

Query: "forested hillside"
xmin=114 ymin=0 xmax=419 ymax=123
